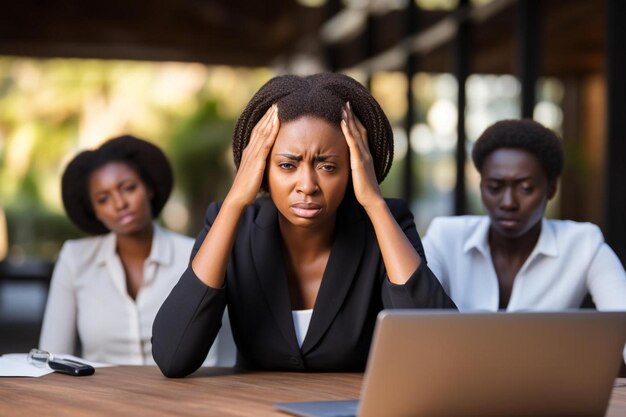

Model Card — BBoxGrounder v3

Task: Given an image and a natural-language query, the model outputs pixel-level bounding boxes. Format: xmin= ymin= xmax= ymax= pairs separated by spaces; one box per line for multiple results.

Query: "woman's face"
xmin=267 ymin=116 xmax=350 ymax=228
xmin=480 ymin=148 xmax=556 ymax=239
xmin=89 ymin=161 xmax=154 ymax=235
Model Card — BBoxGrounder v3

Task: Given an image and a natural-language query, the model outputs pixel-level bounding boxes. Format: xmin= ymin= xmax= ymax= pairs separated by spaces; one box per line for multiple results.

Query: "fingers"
xmin=347 ymin=102 xmax=368 ymax=141
xmin=341 ymin=102 xmax=382 ymax=207
xmin=259 ymin=104 xmax=280 ymax=153
xmin=341 ymin=101 xmax=370 ymax=157
xmin=250 ymin=105 xmax=278 ymax=146
xmin=243 ymin=104 xmax=279 ymax=162
xmin=229 ymin=105 xmax=279 ymax=206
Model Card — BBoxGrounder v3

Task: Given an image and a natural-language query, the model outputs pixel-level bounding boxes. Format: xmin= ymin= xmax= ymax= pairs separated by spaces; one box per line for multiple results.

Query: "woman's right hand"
xmin=192 ymin=105 xmax=279 ymax=288
xmin=225 ymin=104 xmax=280 ymax=208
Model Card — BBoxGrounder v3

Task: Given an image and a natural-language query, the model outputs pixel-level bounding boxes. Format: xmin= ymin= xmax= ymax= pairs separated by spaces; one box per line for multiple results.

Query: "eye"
xmin=485 ymin=183 xmax=501 ymax=194
xmin=518 ymin=181 xmax=535 ymax=193
xmin=123 ymin=183 xmax=137 ymax=193
xmin=95 ymin=195 xmax=109 ymax=205
xmin=279 ymin=162 xmax=295 ymax=170
xmin=319 ymin=164 xmax=336 ymax=172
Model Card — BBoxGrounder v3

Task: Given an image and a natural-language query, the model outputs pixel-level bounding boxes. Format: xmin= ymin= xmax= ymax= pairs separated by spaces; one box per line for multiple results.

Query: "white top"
xmin=292 ymin=309 xmax=313 ymax=348
xmin=39 ymin=224 xmax=224 ymax=365
xmin=423 ymin=216 xmax=626 ymax=360
xmin=423 ymin=216 xmax=626 ymax=312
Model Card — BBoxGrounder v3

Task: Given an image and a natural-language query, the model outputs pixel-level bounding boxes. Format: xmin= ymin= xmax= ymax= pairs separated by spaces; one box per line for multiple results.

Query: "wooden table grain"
xmin=1 ymin=366 xmax=360 ymax=417
xmin=1 ymin=366 xmax=625 ymax=417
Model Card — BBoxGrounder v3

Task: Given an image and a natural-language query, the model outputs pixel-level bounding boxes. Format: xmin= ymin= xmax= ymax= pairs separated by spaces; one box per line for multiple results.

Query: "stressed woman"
xmin=152 ymin=73 xmax=456 ymax=377
xmin=39 ymin=136 xmax=224 ymax=365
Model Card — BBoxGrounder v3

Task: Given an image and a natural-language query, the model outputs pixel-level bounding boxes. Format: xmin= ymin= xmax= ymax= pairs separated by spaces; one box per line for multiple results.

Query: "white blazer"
xmin=39 ymin=224 xmax=231 ymax=365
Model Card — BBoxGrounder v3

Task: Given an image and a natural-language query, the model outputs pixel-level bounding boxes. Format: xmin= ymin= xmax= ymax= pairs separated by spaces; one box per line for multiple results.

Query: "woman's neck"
xmin=115 ymin=223 xmax=154 ymax=260
xmin=278 ymin=214 xmax=335 ymax=310
xmin=488 ymin=220 xmax=542 ymax=262
xmin=278 ymin=215 xmax=335 ymax=259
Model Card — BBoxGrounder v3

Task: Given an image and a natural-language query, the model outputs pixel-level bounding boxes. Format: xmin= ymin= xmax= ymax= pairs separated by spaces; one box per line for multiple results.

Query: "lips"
xmin=117 ymin=212 xmax=136 ymax=226
xmin=290 ymin=202 xmax=322 ymax=219
xmin=497 ymin=218 xmax=520 ymax=229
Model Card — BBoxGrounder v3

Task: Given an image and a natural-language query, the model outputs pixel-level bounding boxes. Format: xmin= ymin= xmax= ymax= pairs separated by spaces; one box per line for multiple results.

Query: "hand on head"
xmin=341 ymin=102 xmax=383 ymax=209
xmin=230 ymin=100 xmax=384 ymax=212
xmin=226 ymin=104 xmax=280 ymax=209
xmin=228 ymin=73 xmax=394 ymax=214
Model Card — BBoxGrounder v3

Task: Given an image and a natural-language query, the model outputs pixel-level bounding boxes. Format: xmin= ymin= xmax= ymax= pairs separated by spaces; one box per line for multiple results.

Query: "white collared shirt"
xmin=424 ymin=216 xmax=626 ymax=362
xmin=423 ymin=216 xmax=626 ymax=313
xmin=40 ymin=224 xmax=202 ymax=365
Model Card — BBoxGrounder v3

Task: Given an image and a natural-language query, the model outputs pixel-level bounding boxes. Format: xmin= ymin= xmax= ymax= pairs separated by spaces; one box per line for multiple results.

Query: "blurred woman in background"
xmin=423 ymin=119 xmax=626 ymax=313
xmin=39 ymin=135 xmax=225 ymax=365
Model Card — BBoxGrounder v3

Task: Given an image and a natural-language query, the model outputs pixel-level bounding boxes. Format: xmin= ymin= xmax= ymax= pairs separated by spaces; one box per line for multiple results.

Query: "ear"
xmin=547 ymin=180 xmax=558 ymax=200
xmin=145 ymin=184 xmax=155 ymax=200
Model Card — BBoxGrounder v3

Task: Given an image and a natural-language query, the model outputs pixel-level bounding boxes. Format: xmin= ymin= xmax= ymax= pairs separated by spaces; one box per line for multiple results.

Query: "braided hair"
xmin=232 ymin=73 xmax=394 ymax=191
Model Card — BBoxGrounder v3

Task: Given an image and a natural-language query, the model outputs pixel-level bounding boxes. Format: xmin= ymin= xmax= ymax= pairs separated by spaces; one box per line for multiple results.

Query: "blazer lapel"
xmin=301 ymin=198 xmax=365 ymax=354
xmin=251 ymin=199 xmax=300 ymax=352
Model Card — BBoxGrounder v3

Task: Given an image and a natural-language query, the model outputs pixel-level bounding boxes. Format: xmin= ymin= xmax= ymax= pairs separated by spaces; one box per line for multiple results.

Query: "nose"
xmin=499 ymin=187 xmax=518 ymax=211
xmin=111 ymin=191 xmax=129 ymax=210
xmin=296 ymin=166 xmax=319 ymax=195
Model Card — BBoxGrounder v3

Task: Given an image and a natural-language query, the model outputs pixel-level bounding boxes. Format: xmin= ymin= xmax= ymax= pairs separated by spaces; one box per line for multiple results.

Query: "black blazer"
xmin=152 ymin=196 xmax=456 ymax=377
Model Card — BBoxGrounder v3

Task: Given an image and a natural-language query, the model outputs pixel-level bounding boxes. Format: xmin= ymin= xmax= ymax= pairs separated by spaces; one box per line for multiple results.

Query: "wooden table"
xmin=2 ymin=366 xmax=625 ymax=417
xmin=1 ymin=366 xmax=360 ymax=416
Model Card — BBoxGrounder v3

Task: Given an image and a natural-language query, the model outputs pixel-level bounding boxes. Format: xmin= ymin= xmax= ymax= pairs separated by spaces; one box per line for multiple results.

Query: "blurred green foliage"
xmin=168 ymin=100 xmax=236 ymax=234
xmin=4 ymin=206 xmax=84 ymax=260
xmin=0 ymin=57 xmax=271 ymax=260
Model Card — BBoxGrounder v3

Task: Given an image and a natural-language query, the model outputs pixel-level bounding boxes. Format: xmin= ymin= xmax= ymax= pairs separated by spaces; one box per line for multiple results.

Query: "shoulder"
xmin=204 ymin=197 xmax=276 ymax=233
xmin=423 ymin=216 xmax=488 ymax=256
xmin=204 ymin=198 xmax=271 ymax=220
xmin=426 ymin=215 xmax=486 ymax=236
xmin=384 ymin=198 xmax=412 ymax=219
xmin=545 ymin=219 xmax=605 ymax=247
xmin=204 ymin=201 xmax=223 ymax=222
xmin=156 ymin=226 xmax=194 ymax=250
xmin=57 ymin=234 xmax=112 ymax=269
xmin=545 ymin=219 xmax=603 ymax=236
xmin=60 ymin=234 xmax=108 ymax=256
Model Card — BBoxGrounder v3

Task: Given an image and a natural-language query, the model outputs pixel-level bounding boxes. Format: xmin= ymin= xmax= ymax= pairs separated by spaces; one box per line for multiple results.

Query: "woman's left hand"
xmin=341 ymin=101 xmax=384 ymax=209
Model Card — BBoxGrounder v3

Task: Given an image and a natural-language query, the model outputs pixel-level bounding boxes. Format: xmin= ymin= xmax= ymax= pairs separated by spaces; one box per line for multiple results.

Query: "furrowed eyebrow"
xmin=313 ymin=154 xmax=339 ymax=162
xmin=276 ymin=154 xmax=339 ymax=162
xmin=277 ymin=153 xmax=302 ymax=161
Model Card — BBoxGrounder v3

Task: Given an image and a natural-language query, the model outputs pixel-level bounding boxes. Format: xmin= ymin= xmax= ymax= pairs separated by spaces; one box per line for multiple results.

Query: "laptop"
xmin=275 ymin=310 xmax=626 ymax=417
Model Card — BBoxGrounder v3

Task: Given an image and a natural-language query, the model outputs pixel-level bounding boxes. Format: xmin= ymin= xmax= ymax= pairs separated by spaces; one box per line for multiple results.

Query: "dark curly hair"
xmin=472 ymin=119 xmax=564 ymax=181
xmin=61 ymin=135 xmax=173 ymax=235
xmin=232 ymin=73 xmax=394 ymax=191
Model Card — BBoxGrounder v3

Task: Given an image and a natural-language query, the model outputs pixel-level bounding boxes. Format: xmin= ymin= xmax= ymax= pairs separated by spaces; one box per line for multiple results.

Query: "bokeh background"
xmin=1 ymin=0 xmax=624 ymax=354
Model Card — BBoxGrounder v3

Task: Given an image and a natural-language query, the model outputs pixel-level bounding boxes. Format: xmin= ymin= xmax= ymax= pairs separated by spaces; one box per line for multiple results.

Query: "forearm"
xmin=152 ymin=267 xmax=227 ymax=377
xmin=382 ymin=262 xmax=457 ymax=309
xmin=191 ymin=198 xmax=246 ymax=288
xmin=192 ymin=103 xmax=279 ymax=288
xmin=364 ymin=199 xmax=421 ymax=285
